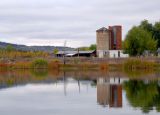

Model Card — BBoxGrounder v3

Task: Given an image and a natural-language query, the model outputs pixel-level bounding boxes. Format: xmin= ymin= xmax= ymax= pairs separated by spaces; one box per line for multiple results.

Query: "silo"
xmin=96 ymin=27 xmax=110 ymax=58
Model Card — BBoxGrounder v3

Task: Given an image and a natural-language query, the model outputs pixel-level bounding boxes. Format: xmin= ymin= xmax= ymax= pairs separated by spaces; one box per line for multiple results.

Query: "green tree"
xmin=77 ymin=47 xmax=90 ymax=51
xmin=139 ymin=20 xmax=160 ymax=48
xmin=139 ymin=20 xmax=153 ymax=32
xmin=77 ymin=44 xmax=96 ymax=51
xmin=53 ymin=48 xmax=59 ymax=55
xmin=6 ymin=45 xmax=15 ymax=52
xmin=123 ymin=26 xmax=157 ymax=56
xmin=153 ymin=22 xmax=160 ymax=47
xmin=89 ymin=44 xmax=96 ymax=50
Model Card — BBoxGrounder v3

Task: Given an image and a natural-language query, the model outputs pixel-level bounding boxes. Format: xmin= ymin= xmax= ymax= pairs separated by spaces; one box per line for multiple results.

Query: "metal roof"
xmin=56 ymin=50 xmax=95 ymax=55
xmin=96 ymin=27 xmax=108 ymax=32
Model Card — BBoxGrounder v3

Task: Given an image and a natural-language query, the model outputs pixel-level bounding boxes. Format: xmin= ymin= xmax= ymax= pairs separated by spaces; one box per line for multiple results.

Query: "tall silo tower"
xmin=96 ymin=27 xmax=110 ymax=58
xmin=109 ymin=26 xmax=122 ymax=50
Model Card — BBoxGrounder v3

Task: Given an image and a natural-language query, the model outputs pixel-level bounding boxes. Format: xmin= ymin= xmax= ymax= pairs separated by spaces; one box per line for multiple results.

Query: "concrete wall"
xmin=109 ymin=50 xmax=129 ymax=58
xmin=96 ymin=29 xmax=110 ymax=58
xmin=96 ymin=30 xmax=110 ymax=51
xmin=97 ymin=50 xmax=109 ymax=58
xmin=97 ymin=50 xmax=129 ymax=58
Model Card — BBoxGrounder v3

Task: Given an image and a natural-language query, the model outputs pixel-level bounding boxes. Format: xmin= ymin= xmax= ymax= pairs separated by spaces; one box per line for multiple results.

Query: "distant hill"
xmin=0 ymin=41 xmax=75 ymax=53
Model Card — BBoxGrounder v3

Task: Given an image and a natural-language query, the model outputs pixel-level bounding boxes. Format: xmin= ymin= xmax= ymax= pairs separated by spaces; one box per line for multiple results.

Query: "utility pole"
xmin=63 ymin=71 xmax=67 ymax=96
xmin=77 ymin=48 xmax=80 ymax=64
xmin=78 ymin=48 xmax=79 ymax=58
xmin=63 ymin=41 xmax=67 ymax=65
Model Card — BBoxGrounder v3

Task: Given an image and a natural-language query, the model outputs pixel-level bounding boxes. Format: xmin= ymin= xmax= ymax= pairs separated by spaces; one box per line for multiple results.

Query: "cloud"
xmin=0 ymin=0 xmax=160 ymax=47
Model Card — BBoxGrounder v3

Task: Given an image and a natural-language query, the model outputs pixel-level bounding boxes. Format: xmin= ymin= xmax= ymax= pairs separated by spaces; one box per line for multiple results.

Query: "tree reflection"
xmin=31 ymin=69 xmax=48 ymax=78
xmin=123 ymin=80 xmax=160 ymax=113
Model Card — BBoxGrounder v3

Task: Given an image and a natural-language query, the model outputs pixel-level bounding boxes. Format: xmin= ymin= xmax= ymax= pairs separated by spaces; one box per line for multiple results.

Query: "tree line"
xmin=123 ymin=20 xmax=160 ymax=56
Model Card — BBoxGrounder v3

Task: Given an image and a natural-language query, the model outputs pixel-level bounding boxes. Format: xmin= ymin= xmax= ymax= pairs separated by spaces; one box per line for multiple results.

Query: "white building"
xmin=97 ymin=50 xmax=129 ymax=58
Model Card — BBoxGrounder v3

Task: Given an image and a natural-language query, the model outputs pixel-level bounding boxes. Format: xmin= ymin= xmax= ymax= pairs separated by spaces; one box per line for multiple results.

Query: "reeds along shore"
xmin=0 ymin=58 xmax=159 ymax=71
xmin=123 ymin=58 xmax=158 ymax=70
xmin=0 ymin=58 xmax=109 ymax=71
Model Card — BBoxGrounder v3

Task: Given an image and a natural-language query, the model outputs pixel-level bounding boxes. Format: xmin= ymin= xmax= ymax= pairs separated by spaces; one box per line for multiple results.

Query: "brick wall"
xmin=109 ymin=26 xmax=122 ymax=50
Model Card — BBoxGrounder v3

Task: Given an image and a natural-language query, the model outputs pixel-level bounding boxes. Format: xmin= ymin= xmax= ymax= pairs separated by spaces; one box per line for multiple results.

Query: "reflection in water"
xmin=31 ymin=69 xmax=48 ymax=78
xmin=0 ymin=70 xmax=160 ymax=114
xmin=123 ymin=80 xmax=160 ymax=113
xmin=97 ymin=78 xmax=123 ymax=108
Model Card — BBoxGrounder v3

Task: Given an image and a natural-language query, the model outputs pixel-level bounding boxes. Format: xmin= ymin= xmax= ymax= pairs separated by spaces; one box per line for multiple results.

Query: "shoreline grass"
xmin=123 ymin=58 xmax=158 ymax=70
xmin=0 ymin=58 xmax=160 ymax=73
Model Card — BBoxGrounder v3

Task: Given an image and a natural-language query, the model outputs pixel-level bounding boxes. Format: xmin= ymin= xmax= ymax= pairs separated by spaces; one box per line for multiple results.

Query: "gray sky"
xmin=0 ymin=0 xmax=160 ymax=48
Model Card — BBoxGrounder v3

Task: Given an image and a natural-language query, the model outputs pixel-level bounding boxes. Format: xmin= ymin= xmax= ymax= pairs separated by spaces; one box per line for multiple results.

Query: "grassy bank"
xmin=123 ymin=58 xmax=158 ymax=70
xmin=0 ymin=58 xmax=159 ymax=72
xmin=0 ymin=58 xmax=108 ymax=71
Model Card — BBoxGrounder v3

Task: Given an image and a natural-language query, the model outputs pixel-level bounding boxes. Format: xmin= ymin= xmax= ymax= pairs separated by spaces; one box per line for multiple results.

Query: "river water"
xmin=0 ymin=70 xmax=159 ymax=115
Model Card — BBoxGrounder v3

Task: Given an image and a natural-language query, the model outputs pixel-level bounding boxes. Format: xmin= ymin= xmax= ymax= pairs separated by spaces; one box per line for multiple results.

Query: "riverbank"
xmin=0 ymin=57 xmax=160 ymax=72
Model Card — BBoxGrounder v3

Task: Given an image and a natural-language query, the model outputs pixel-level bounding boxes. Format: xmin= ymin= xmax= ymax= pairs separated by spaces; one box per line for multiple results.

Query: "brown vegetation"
xmin=123 ymin=58 xmax=157 ymax=70
xmin=100 ymin=63 xmax=108 ymax=71
xmin=0 ymin=50 xmax=49 ymax=60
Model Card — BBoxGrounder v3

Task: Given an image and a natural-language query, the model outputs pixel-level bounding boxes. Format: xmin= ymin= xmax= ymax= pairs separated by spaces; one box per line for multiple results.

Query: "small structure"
xmin=100 ymin=50 xmax=129 ymax=58
xmin=143 ymin=50 xmax=153 ymax=57
xmin=56 ymin=50 xmax=96 ymax=57
xmin=157 ymin=48 xmax=160 ymax=57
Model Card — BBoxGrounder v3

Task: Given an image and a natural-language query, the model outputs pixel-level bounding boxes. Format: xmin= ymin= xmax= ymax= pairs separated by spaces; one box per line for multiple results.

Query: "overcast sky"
xmin=0 ymin=0 xmax=160 ymax=48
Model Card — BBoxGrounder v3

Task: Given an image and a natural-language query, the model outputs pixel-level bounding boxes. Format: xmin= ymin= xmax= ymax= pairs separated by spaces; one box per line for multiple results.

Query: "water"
xmin=0 ymin=70 xmax=160 ymax=115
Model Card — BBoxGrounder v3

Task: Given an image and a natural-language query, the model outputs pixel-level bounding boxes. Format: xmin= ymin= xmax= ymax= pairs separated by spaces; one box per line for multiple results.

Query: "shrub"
xmin=31 ymin=59 xmax=48 ymax=69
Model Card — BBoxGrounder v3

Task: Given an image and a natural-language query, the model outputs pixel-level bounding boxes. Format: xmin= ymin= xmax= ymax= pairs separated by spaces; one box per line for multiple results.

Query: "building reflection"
xmin=97 ymin=77 xmax=123 ymax=108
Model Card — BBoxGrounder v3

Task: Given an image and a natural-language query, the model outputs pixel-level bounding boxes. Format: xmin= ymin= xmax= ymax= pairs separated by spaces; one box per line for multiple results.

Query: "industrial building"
xmin=56 ymin=50 xmax=96 ymax=57
xmin=96 ymin=25 xmax=128 ymax=58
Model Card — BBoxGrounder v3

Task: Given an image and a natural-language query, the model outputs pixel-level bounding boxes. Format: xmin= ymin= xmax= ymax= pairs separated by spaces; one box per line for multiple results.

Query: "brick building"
xmin=96 ymin=25 xmax=128 ymax=58
xmin=109 ymin=26 xmax=122 ymax=50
